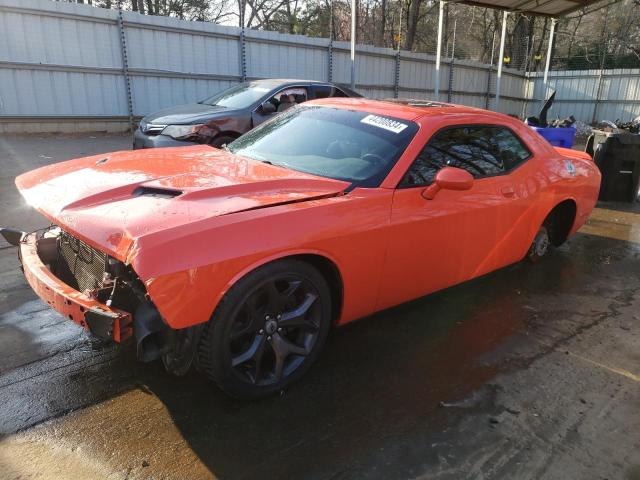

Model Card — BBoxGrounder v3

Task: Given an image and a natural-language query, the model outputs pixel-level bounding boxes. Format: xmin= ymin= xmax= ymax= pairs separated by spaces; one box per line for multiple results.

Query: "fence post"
xmin=327 ymin=41 xmax=334 ymax=83
xmin=239 ymin=30 xmax=247 ymax=82
xmin=592 ymin=37 xmax=608 ymax=124
xmin=239 ymin=0 xmax=247 ymax=82
xmin=485 ymin=32 xmax=496 ymax=110
xmin=592 ymin=69 xmax=604 ymax=124
xmin=521 ymin=73 xmax=530 ymax=120
xmin=393 ymin=2 xmax=403 ymax=99
xmin=485 ymin=67 xmax=492 ymax=109
xmin=116 ymin=2 xmax=134 ymax=130
xmin=447 ymin=19 xmax=456 ymax=103
xmin=447 ymin=58 xmax=454 ymax=103
xmin=394 ymin=51 xmax=401 ymax=98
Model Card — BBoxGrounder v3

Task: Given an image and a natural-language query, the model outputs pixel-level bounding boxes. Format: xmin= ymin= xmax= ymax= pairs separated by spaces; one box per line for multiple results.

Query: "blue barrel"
xmin=529 ymin=126 xmax=577 ymax=148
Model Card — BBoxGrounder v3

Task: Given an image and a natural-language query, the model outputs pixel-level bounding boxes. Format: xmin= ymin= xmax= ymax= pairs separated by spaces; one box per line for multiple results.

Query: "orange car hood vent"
xmin=133 ymin=186 xmax=183 ymax=199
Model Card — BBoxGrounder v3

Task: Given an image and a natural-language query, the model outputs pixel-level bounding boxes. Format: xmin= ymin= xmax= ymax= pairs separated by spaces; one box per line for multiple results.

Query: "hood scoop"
xmin=133 ymin=186 xmax=183 ymax=199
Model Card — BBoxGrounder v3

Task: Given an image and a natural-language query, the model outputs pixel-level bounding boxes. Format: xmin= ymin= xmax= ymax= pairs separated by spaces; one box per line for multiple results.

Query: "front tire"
xmin=198 ymin=259 xmax=332 ymax=399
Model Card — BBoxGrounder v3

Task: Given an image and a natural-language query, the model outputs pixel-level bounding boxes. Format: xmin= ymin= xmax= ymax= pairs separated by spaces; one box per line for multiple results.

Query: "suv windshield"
xmin=199 ymin=82 xmax=274 ymax=109
xmin=228 ymin=106 xmax=418 ymax=187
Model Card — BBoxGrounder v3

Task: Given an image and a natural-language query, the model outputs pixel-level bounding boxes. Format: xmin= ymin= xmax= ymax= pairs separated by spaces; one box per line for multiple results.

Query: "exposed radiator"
xmin=56 ymin=230 xmax=108 ymax=292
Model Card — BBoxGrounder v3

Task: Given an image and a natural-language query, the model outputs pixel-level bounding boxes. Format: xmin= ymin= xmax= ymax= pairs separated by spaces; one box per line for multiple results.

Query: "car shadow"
xmin=141 ymin=236 xmax=617 ymax=480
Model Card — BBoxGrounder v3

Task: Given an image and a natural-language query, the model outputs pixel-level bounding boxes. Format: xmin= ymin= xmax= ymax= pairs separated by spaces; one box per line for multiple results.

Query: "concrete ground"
xmin=0 ymin=133 xmax=639 ymax=480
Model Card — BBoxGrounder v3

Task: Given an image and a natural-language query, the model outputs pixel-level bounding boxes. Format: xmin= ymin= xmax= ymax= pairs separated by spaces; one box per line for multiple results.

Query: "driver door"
xmin=377 ymin=124 xmax=532 ymax=311
xmin=251 ymin=86 xmax=309 ymax=127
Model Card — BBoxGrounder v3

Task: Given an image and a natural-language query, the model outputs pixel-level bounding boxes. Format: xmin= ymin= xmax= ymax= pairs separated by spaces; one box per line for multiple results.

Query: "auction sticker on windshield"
xmin=360 ymin=114 xmax=408 ymax=134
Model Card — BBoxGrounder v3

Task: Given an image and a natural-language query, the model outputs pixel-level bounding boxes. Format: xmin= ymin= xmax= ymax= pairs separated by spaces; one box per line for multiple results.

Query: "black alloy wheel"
xmin=198 ymin=259 xmax=332 ymax=398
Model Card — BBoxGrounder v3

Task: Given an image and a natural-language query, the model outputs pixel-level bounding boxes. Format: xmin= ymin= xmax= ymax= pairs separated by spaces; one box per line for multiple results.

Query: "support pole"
xmin=592 ymin=11 xmax=608 ymax=124
xmin=521 ymin=34 xmax=532 ymax=119
xmin=328 ymin=0 xmax=333 ymax=82
xmin=494 ymin=10 xmax=508 ymax=111
xmin=542 ymin=18 xmax=556 ymax=86
xmin=350 ymin=0 xmax=356 ymax=90
xmin=540 ymin=18 xmax=556 ymax=112
xmin=434 ymin=0 xmax=445 ymax=99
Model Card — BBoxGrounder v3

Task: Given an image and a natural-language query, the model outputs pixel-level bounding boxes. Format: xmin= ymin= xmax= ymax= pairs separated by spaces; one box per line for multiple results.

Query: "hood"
xmin=142 ymin=103 xmax=232 ymax=125
xmin=16 ymin=146 xmax=349 ymax=261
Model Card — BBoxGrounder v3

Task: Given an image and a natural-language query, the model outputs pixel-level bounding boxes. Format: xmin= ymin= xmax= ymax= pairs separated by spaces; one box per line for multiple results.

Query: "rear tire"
xmin=198 ymin=259 xmax=332 ymax=399
xmin=527 ymin=222 xmax=553 ymax=263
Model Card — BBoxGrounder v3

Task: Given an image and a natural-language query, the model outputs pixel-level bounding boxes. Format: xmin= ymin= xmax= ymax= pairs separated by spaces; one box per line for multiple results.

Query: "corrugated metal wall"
xmin=527 ymin=69 xmax=640 ymax=123
xmin=1 ymin=0 xmax=637 ymax=133
xmin=0 ymin=0 xmax=126 ymax=125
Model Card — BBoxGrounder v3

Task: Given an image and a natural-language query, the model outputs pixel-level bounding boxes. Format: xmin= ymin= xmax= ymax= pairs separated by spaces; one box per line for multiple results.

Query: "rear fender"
xmin=554 ymin=146 xmax=592 ymax=162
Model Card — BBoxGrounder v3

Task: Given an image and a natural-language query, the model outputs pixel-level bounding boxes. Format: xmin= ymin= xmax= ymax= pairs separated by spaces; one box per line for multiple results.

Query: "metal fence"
xmin=0 ymin=0 xmax=527 ymax=132
xmin=526 ymin=69 xmax=640 ymax=124
xmin=0 ymin=0 xmax=638 ymax=133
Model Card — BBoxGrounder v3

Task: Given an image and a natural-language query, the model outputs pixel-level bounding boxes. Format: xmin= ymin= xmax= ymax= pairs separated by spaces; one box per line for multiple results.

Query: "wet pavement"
xmin=0 ymin=134 xmax=639 ymax=479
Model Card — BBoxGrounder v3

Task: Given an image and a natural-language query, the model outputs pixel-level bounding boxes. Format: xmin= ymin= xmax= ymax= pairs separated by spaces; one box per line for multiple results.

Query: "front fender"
xmin=143 ymin=248 xmax=342 ymax=329
xmin=132 ymin=188 xmax=393 ymax=330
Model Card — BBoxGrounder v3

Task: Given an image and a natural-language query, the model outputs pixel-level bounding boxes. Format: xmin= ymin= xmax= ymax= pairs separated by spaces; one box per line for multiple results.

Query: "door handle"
xmin=501 ymin=186 xmax=515 ymax=197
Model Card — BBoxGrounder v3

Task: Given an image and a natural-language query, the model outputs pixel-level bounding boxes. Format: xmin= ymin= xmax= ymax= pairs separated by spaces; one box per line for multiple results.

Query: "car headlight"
xmin=162 ymin=124 xmax=205 ymax=140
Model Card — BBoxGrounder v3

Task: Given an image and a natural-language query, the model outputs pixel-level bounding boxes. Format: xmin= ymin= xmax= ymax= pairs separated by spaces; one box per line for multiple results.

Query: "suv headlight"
xmin=162 ymin=124 xmax=206 ymax=140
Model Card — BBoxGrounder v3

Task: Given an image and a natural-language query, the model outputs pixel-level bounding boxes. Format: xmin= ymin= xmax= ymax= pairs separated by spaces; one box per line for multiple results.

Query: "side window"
xmin=401 ymin=125 xmax=531 ymax=187
xmin=313 ymin=85 xmax=348 ymax=99
xmin=270 ymin=87 xmax=308 ymax=113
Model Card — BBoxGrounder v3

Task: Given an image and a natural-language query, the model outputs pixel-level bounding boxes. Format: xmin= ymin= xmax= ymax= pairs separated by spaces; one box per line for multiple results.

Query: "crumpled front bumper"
xmin=13 ymin=230 xmax=133 ymax=342
xmin=132 ymin=128 xmax=195 ymax=150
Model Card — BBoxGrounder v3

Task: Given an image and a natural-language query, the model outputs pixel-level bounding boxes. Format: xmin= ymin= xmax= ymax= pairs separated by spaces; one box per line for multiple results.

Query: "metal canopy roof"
xmin=448 ymin=0 xmax=603 ymax=17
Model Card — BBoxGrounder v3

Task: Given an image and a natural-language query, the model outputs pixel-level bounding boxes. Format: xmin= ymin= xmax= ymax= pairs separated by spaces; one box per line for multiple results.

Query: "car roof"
xmin=250 ymin=78 xmax=337 ymax=87
xmin=248 ymin=79 xmax=362 ymax=97
xmin=306 ymin=97 xmax=513 ymax=122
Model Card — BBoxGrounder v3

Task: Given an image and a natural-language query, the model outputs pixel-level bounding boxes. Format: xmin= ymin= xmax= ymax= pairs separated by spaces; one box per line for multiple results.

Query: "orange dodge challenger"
xmin=2 ymin=98 xmax=600 ymax=398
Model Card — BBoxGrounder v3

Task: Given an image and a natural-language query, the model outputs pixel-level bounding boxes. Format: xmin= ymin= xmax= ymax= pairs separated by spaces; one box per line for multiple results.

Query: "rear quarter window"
xmin=313 ymin=85 xmax=348 ymax=99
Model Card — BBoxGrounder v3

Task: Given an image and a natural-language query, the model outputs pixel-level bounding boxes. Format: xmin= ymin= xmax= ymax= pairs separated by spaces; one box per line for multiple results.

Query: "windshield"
xmin=199 ymin=83 xmax=273 ymax=109
xmin=228 ymin=106 xmax=418 ymax=187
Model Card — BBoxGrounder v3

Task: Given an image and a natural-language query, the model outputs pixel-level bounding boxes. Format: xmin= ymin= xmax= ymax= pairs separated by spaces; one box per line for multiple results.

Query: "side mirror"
xmin=422 ymin=167 xmax=474 ymax=200
xmin=260 ymin=101 xmax=276 ymax=115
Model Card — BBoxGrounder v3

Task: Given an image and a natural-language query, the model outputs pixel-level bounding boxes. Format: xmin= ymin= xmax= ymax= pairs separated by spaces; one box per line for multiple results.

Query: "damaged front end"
xmin=3 ymin=226 xmax=197 ymax=372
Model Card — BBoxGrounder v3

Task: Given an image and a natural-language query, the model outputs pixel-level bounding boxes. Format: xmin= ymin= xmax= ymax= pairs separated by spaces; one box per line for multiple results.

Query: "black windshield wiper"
xmin=196 ymin=101 xmax=226 ymax=107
